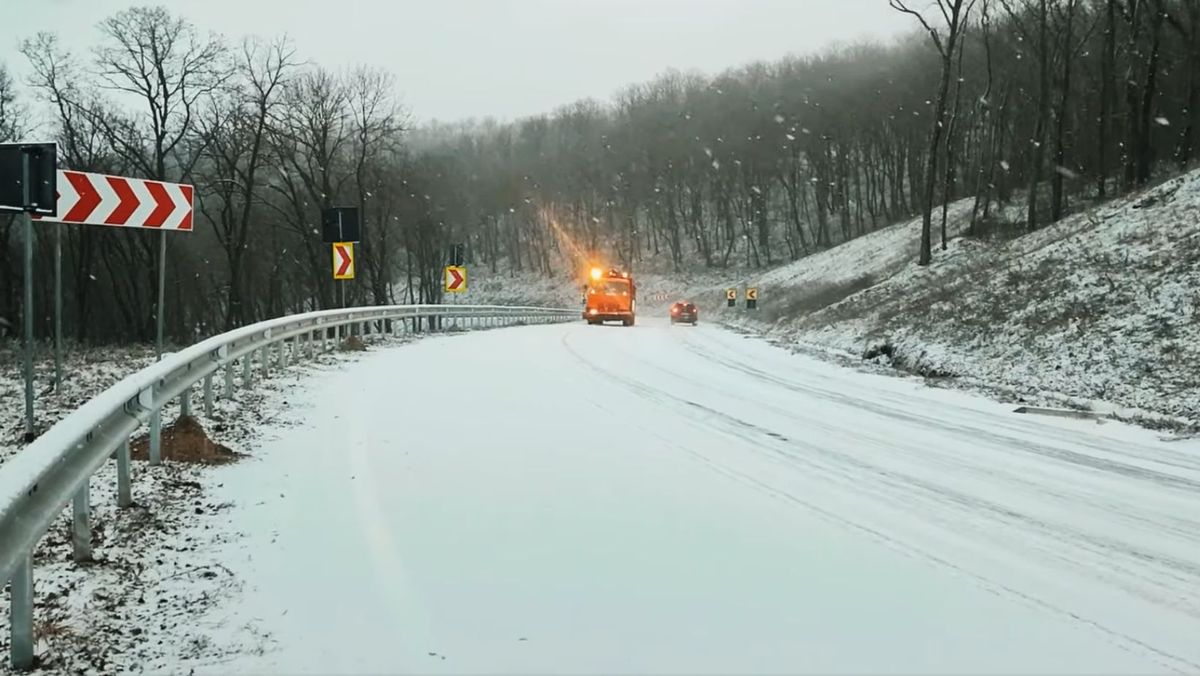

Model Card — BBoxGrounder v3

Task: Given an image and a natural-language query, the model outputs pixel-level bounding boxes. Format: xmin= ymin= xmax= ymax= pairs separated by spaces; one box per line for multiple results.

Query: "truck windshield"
xmin=593 ymin=280 xmax=629 ymax=295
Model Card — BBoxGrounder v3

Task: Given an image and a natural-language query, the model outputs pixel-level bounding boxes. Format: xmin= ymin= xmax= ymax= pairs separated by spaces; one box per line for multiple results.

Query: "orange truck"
xmin=582 ymin=267 xmax=637 ymax=326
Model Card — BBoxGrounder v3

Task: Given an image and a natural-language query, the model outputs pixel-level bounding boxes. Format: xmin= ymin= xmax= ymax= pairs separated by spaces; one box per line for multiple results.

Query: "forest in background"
xmin=1 ymin=0 xmax=1197 ymax=343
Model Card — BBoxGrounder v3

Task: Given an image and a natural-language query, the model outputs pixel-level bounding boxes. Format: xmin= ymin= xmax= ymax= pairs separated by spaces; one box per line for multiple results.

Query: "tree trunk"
xmin=1025 ymin=0 xmax=1051 ymax=232
xmin=1051 ymin=0 xmax=1079 ymax=223
xmin=1136 ymin=3 xmax=1165 ymax=186
xmin=1098 ymin=0 xmax=1117 ymax=198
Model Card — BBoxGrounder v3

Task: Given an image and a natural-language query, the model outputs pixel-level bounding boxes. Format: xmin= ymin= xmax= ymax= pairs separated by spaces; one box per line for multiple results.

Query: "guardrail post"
xmin=278 ymin=340 xmax=287 ymax=369
xmin=149 ymin=409 xmax=162 ymax=465
xmin=117 ymin=439 xmax=132 ymax=508
xmin=242 ymin=354 xmax=253 ymax=389
xmin=260 ymin=346 xmax=270 ymax=379
xmin=72 ymin=483 xmax=91 ymax=561
xmin=224 ymin=363 xmax=234 ymax=398
xmin=309 ymin=330 xmax=317 ymax=358
xmin=9 ymin=554 xmax=33 ymax=670
xmin=203 ymin=374 xmax=215 ymax=416
xmin=180 ymin=386 xmax=192 ymax=418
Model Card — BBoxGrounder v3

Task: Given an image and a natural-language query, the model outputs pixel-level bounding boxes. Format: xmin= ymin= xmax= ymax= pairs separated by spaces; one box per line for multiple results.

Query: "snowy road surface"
xmin=193 ymin=319 xmax=1200 ymax=674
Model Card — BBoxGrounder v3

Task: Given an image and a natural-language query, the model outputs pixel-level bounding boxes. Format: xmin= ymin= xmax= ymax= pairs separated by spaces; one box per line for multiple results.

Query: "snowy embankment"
xmin=0 ymin=330 xmax=434 ymax=672
xmin=699 ymin=173 xmax=1200 ymax=430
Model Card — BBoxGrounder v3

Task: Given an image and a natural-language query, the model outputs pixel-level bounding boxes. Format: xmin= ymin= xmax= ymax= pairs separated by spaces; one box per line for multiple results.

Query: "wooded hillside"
xmin=1 ymin=0 xmax=1196 ymax=343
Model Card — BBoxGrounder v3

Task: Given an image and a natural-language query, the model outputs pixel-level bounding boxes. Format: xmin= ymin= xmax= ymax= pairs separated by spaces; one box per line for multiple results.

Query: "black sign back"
xmin=321 ymin=206 xmax=361 ymax=243
xmin=0 ymin=143 xmax=58 ymax=215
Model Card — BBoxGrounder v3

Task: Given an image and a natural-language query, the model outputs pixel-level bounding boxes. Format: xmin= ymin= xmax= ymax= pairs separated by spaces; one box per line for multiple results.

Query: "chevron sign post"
xmin=6 ymin=152 xmax=198 ymax=452
xmin=38 ymin=170 xmax=194 ymax=230
xmin=40 ymin=169 xmax=196 ymax=376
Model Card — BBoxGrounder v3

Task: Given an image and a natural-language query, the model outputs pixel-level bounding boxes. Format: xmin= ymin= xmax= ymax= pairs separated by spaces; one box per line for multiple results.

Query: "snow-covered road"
xmin=192 ymin=319 xmax=1200 ymax=674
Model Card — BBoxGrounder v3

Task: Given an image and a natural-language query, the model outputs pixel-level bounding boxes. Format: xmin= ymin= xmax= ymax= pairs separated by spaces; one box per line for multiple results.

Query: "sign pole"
xmin=54 ymin=221 xmax=63 ymax=390
xmin=20 ymin=152 xmax=36 ymax=441
xmin=155 ymin=231 xmax=167 ymax=360
xmin=337 ymin=209 xmax=344 ymax=341
xmin=22 ymin=210 xmax=35 ymax=441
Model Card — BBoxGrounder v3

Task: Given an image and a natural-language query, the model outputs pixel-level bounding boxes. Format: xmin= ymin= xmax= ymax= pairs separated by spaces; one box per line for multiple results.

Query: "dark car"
xmin=670 ymin=301 xmax=698 ymax=325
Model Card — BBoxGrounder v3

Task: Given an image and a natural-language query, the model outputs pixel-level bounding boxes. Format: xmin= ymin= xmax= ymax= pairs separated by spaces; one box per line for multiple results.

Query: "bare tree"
xmin=1097 ymin=0 xmax=1117 ymax=197
xmin=347 ymin=66 xmax=406 ymax=306
xmin=266 ymin=67 xmax=354 ymax=310
xmin=1049 ymin=0 xmax=1096 ymax=222
xmin=890 ymin=0 xmax=976 ymax=265
xmin=1166 ymin=0 xmax=1200 ymax=168
xmin=0 ymin=62 xmax=27 ymax=338
xmin=196 ymin=36 xmax=297 ymax=328
xmin=91 ymin=6 xmax=231 ymax=181
xmin=0 ymin=64 xmax=25 ymax=142
xmin=999 ymin=0 xmax=1051 ymax=230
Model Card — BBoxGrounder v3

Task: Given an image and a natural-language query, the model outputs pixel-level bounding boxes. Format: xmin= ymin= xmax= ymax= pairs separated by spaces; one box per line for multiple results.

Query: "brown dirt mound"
xmin=130 ymin=415 xmax=241 ymax=465
xmin=340 ymin=335 xmax=367 ymax=351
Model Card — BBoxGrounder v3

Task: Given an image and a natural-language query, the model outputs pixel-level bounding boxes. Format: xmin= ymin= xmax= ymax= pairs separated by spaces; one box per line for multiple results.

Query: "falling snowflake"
xmin=1055 ymin=165 xmax=1079 ymax=179
xmin=1155 ymin=117 xmax=1170 ymax=127
xmin=774 ymin=114 xmax=785 ymax=124
xmin=1000 ymin=160 xmax=1011 ymax=171
xmin=751 ymin=186 xmax=762 ymax=194
xmin=711 ymin=160 xmax=721 ymax=170
xmin=704 ymin=147 xmax=713 ymax=158
xmin=786 ymin=133 xmax=796 ymax=141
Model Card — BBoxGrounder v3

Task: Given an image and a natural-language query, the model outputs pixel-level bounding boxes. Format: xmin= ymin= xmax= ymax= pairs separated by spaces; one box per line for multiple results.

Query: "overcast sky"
xmin=2 ymin=0 xmax=913 ymax=124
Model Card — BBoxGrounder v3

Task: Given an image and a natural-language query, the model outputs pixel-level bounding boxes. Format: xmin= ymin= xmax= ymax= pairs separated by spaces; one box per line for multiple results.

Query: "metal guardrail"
xmin=0 ymin=303 xmax=577 ymax=669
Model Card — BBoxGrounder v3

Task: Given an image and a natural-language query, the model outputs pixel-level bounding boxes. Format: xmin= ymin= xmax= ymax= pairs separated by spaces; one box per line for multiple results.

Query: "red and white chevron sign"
xmin=38 ymin=170 xmax=194 ymax=231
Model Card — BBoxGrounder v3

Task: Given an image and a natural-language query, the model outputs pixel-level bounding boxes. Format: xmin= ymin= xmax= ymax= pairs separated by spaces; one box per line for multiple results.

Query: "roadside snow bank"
xmin=0 ymin=330 xmax=428 ymax=672
xmin=704 ymin=175 xmax=1200 ymax=429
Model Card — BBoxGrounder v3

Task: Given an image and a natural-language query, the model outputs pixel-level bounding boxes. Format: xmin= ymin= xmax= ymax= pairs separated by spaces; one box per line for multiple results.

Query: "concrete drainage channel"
xmin=0 ymin=304 xmax=576 ymax=670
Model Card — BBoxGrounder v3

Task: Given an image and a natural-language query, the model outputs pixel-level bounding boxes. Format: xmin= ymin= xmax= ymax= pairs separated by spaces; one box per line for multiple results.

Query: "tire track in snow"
xmin=679 ymin=330 xmax=1200 ymax=491
xmin=559 ymin=329 xmax=1200 ymax=674
xmin=600 ymin=335 xmax=1200 ymax=618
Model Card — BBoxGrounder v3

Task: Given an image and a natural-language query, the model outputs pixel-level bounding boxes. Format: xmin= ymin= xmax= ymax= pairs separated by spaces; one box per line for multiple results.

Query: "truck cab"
xmin=583 ymin=268 xmax=636 ymax=326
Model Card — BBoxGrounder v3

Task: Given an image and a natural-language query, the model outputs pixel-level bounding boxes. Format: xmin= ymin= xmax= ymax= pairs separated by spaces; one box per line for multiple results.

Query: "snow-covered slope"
xmin=707 ymin=173 xmax=1200 ymax=428
xmin=659 ymin=199 xmax=977 ymax=322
